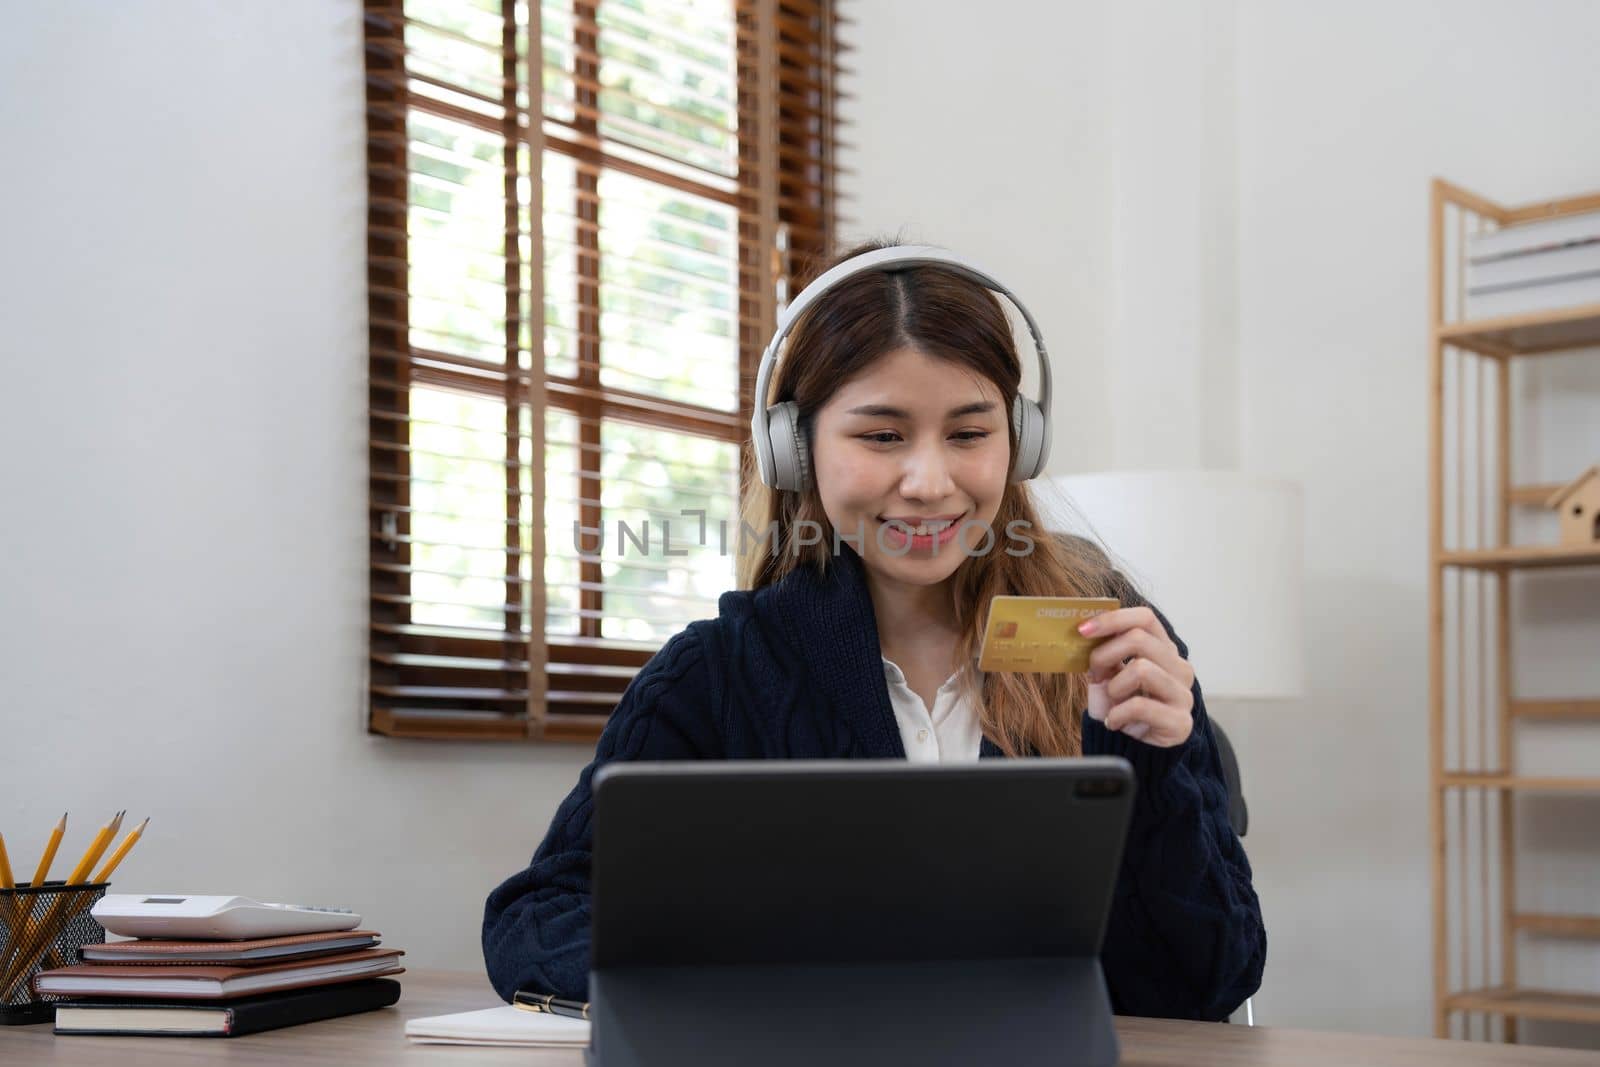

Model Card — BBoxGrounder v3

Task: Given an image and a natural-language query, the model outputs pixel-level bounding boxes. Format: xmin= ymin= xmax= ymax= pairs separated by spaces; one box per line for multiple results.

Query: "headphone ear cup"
xmin=1010 ymin=395 xmax=1049 ymax=482
xmin=791 ymin=411 xmax=812 ymax=492
xmin=765 ymin=401 xmax=810 ymax=492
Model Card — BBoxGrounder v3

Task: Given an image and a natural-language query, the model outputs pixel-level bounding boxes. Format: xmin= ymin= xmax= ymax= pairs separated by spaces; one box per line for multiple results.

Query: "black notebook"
xmin=52 ymin=978 xmax=401 ymax=1037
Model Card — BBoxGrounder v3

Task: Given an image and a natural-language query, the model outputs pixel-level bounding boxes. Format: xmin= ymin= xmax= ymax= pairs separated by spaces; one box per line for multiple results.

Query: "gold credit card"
xmin=977 ymin=596 xmax=1120 ymax=674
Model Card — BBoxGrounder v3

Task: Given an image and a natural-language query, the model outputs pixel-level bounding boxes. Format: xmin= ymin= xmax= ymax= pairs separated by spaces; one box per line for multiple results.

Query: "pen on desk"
xmin=513 ymin=990 xmax=554 ymax=1014
xmin=546 ymin=996 xmax=589 ymax=1020
xmin=513 ymin=990 xmax=590 ymax=1020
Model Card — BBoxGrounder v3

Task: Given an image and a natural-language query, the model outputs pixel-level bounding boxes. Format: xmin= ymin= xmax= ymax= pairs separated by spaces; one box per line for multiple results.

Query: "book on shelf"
xmin=1465 ymin=272 xmax=1600 ymax=320
xmin=1467 ymin=240 xmax=1600 ymax=293
xmin=1468 ymin=209 xmax=1600 ymax=262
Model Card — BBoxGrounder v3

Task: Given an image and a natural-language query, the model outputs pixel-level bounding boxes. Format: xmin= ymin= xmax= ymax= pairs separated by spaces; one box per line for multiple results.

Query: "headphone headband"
xmin=750 ymin=245 xmax=1053 ymax=489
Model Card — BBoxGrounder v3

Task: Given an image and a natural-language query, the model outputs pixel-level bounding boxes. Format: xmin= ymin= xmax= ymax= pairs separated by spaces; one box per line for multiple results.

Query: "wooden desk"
xmin=3 ymin=969 xmax=1597 ymax=1065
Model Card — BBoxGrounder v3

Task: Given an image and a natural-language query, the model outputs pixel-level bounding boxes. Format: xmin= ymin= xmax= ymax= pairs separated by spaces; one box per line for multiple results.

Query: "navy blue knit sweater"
xmin=483 ymin=545 xmax=1266 ymax=1021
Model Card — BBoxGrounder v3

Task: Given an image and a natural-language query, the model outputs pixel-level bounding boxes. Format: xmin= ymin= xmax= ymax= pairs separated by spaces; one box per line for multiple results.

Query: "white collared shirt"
xmin=881 ymin=657 xmax=983 ymax=762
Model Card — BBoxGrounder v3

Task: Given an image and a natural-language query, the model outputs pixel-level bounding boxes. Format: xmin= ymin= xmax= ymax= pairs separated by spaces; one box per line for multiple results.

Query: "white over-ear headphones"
xmin=750 ymin=245 xmax=1053 ymax=493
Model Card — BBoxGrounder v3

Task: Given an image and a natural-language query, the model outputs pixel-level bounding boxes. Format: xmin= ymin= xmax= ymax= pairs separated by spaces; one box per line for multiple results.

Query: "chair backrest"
xmin=1209 ymin=718 xmax=1256 ymax=1027
xmin=1209 ymin=719 xmax=1248 ymax=838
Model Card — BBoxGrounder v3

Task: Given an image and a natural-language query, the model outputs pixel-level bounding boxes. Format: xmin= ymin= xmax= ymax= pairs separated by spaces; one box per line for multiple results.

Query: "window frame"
xmin=363 ymin=0 xmax=843 ymax=741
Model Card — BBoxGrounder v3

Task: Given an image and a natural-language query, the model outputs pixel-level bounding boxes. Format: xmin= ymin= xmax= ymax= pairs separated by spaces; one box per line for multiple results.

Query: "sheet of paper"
xmin=404 ymin=1005 xmax=590 ymax=1046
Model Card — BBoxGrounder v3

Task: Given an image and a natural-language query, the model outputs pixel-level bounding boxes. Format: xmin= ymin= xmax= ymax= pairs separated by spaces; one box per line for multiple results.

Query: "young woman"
xmin=483 ymin=240 xmax=1266 ymax=1022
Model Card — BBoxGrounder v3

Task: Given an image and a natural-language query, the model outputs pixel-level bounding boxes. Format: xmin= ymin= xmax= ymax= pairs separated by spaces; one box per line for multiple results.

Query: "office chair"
xmin=1212 ymin=718 xmax=1248 ymax=838
xmin=1210 ymin=718 xmax=1254 ymax=1027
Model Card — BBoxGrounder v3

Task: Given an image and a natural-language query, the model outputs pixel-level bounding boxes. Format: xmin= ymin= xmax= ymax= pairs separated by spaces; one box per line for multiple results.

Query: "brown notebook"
xmin=34 ymin=948 xmax=405 ymax=1000
xmin=80 ymin=930 xmax=382 ymax=965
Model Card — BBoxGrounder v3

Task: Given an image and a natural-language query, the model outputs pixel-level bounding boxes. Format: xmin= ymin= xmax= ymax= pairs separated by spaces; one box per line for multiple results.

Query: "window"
xmin=364 ymin=0 xmax=845 ymax=739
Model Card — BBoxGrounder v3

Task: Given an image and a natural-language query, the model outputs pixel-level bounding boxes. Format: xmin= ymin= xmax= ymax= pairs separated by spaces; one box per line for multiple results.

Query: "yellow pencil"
xmin=65 ymin=811 xmax=122 ymax=886
xmin=0 ymin=831 xmax=16 ymax=931
xmin=14 ymin=811 xmax=116 ymax=949
xmin=91 ymin=817 xmax=149 ymax=884
xmin=0 ymin=811 xmax=126 ymax=998
xmin=30 ymin=813 xmax=66 ymax=888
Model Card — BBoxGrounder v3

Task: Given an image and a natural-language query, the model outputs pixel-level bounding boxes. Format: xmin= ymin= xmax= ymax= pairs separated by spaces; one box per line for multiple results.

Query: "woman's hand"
xmin=1079 ymin=607 xmax=1195 ymax=748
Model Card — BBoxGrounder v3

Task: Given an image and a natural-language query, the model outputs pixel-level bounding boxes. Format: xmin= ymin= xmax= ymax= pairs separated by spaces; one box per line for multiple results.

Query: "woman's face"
xmin=810 ymin=346 xmax=1012 ymax=590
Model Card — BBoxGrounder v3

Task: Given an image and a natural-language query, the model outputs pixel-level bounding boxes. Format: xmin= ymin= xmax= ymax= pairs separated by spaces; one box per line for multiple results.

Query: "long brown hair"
xmin=738 ymin=238 xmax=1132 ymax=758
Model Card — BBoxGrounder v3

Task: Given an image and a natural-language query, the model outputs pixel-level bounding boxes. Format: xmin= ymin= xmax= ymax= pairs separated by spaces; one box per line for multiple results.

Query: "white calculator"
xmin=91 ymin=895 xmax=362 ymax=940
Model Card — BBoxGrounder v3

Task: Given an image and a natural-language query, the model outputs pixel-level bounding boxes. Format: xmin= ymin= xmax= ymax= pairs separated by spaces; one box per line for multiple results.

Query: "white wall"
xmin=3 ymin=0 xmax=1597 ymax=1046
xmin=842 ymin=0 xmax=1600 ymax=1047
xmin=831 ymin=0 xmax=1116 ymax=473
xmin=0 ymin=2 xmax=589 ymax=977
xmin=1235 ymin=0 xmax=1600 ymax=1045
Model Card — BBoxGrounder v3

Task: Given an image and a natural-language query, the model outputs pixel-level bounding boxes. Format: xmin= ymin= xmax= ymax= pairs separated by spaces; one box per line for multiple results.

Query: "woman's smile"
xmin=877 ymin=511 xmax=968 ymax=551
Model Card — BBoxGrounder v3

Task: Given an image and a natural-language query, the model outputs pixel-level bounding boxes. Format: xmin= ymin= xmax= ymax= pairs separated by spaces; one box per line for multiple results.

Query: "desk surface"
xmin=3 ymin=969 xmax=1598 ymax=1065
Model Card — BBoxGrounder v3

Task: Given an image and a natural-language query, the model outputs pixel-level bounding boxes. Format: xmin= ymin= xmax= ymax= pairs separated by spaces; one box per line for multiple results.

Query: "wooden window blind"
xmin=364 ymin=0 xmax=846 ymax=741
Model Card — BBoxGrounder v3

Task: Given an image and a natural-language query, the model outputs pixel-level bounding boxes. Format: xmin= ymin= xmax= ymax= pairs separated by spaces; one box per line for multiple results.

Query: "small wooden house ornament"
xmin=1546 ymin=464 xmax=1600 ymax=546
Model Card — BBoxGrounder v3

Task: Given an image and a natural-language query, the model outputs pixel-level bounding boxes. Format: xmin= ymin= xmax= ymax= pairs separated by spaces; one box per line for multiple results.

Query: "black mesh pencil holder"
xmin=0 ymin=881 xmax=108 ymax=1025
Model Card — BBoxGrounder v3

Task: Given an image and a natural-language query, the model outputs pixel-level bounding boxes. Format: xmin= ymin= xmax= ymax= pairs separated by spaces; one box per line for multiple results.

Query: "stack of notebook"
xmin=33 ymin=929 xmax=404 ymax=1037
xmin=1465 ymin=209 xmax=1600 ymax=319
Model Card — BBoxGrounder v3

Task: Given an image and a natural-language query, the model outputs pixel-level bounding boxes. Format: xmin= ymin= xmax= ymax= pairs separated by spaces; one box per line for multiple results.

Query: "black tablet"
xmin=588 ymin=757 xmax=1136 ymax=1067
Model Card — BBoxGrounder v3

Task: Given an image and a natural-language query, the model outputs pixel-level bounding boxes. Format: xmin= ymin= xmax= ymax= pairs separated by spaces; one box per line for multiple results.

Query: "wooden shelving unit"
xmin=1429 ymin=179 xmax=1600 ymax=1045
xmin=1438 ymin=303 xmax=1600 ymax=357
xmin=1444 ymin=988 xmax=1600 ymax=1027
xmin=1440 ymin=544 xmax=1600 ymax=571
xmin=1514 ymin=914 xmax=1600 ymax=938
xmin=1437 ymin=774 xmax=1600 ymax=793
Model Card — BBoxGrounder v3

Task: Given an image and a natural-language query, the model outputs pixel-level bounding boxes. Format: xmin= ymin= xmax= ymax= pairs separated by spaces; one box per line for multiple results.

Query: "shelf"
xmin=1515 ymin=913 xmax=1600 ymax=939
xmin=1439 ymin=773 xmax=1600 ymax=792
xmin=1439 ymin=543 xmax=1600 ymax=571
xmin=1438 ymin=303 xmax=1600 ymax=357
xmin=1511 ymin=699 xmax=1600 ymax=721
xmin=1508 ymin=483 xmax=1563 ymax=507
xmin=1445 ymin=986 xmax=1600 ymax=1025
